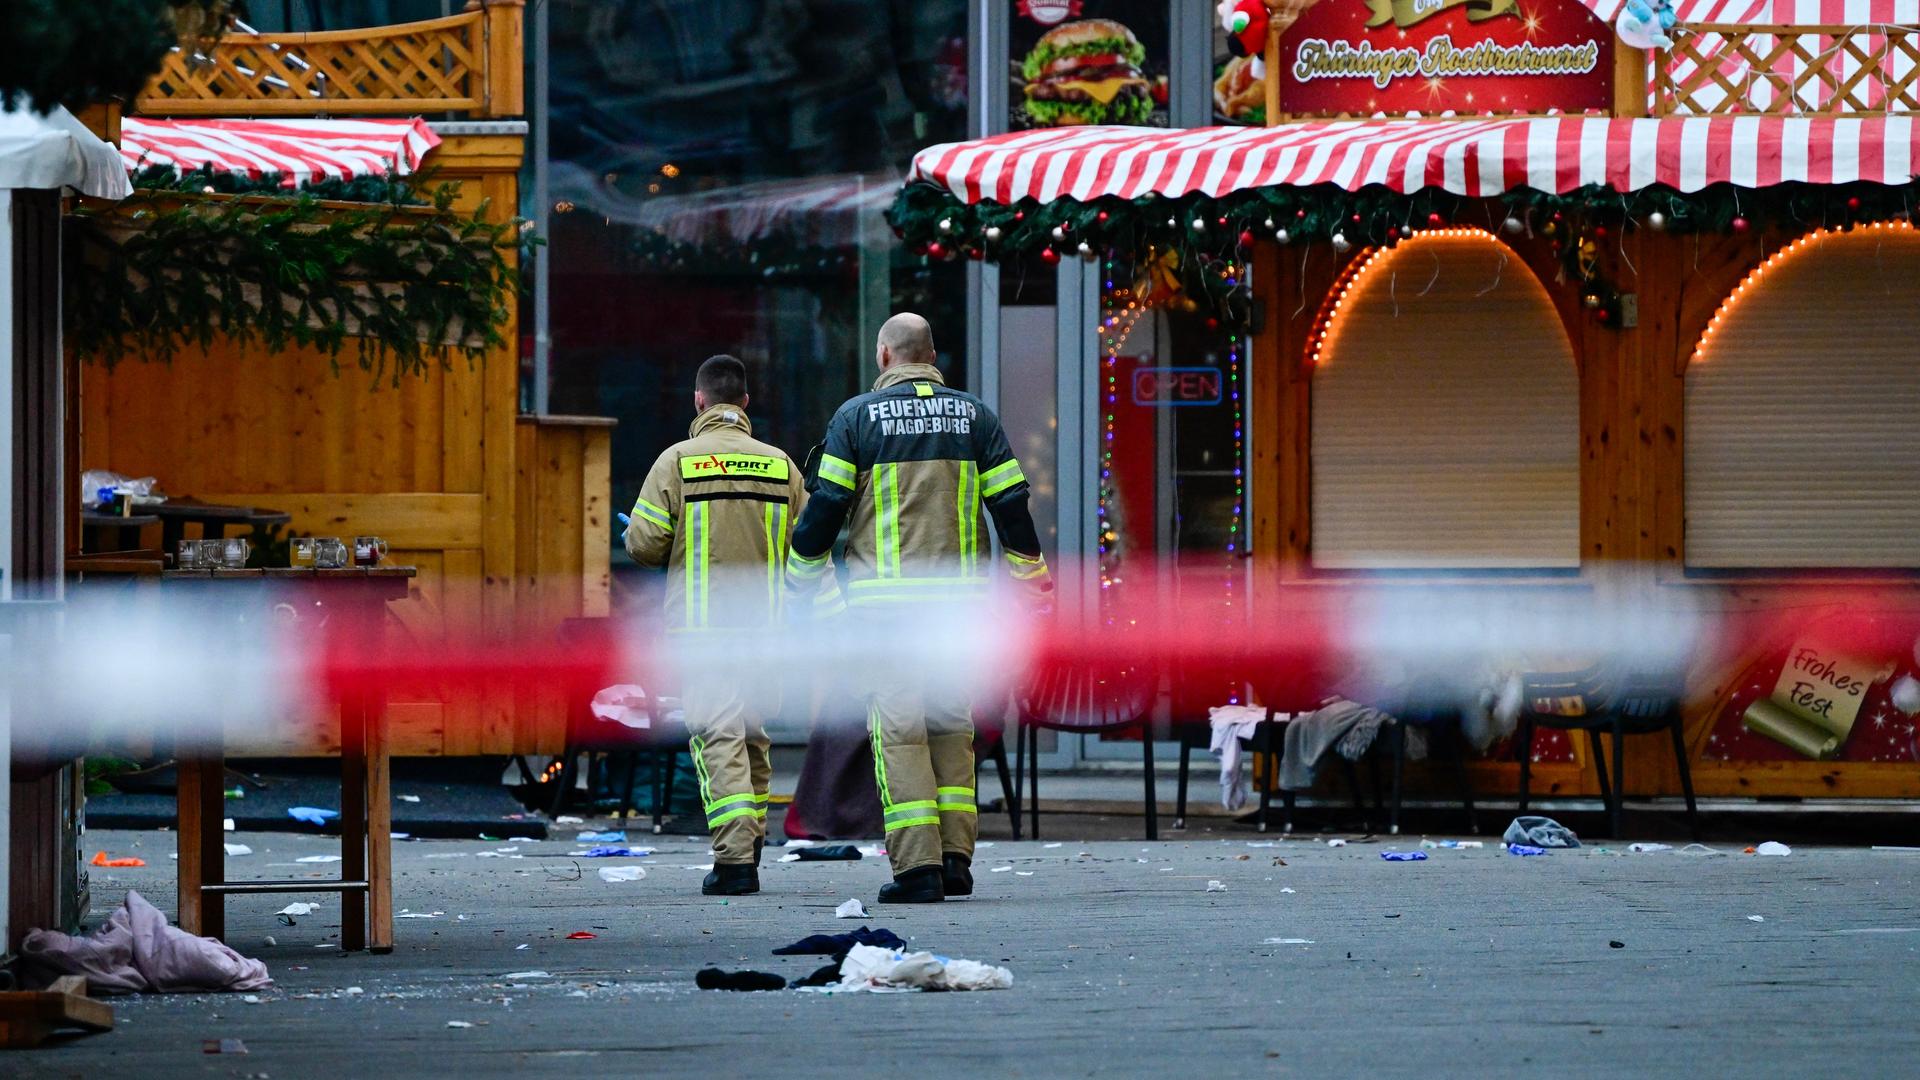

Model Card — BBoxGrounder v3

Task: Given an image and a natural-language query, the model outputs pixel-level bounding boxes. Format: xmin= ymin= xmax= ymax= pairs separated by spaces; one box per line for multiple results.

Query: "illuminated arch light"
xmin=1306 ymin=228 xmax=1505 ymax=367
xmin=1693 ymin=219 xmax=1916 ymax=364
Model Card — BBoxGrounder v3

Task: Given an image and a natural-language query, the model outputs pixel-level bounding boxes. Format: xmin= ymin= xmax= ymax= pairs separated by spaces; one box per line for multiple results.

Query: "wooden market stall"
xmin=74 ymin=1 xmax=608 ymax=757
xmin=898 ymin=2 xmax=1920 ymax=806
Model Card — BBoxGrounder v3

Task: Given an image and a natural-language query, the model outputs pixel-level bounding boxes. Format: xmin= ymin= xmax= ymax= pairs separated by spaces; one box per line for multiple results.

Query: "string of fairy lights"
xmin=1094 ymin=248 xmax=1247 ymax=632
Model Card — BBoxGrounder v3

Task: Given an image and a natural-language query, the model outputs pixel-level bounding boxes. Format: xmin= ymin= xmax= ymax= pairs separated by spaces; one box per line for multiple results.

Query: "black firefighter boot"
xmin=702 ymin=863 xmax=760 ymax=896
xmin=942 ymin=853 xmax=973 ymax=897
xmin=877 ymin=865 xmax=945 ymax=904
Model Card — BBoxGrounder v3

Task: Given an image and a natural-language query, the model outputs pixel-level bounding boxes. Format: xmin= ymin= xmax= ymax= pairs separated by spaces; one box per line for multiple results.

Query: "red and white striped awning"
xmin=120 ymin=117 xmax=440 ymax=185
xmin=909 ymin=117 xmax=1920 ymax=205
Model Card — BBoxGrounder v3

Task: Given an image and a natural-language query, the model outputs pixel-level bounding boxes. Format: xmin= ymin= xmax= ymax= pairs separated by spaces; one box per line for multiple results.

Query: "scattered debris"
xmin=286 ymin=807 xmax=339 ymax=826
xmin=1280 ymin=887 xmax=1296 ymax=894
xmin=1504 ymin=815 xmax=1580 ymax=849
xmin=1326 ymin=839 xmax=1348 ymax=848
xmin=555 ymin=815 xmax=584 ymax=824
xmin=295 ymin=855 xmax=342 ymax=864
xmin=501 ymin=971 xmax=552 ymax=980
xmin=1747 ymin=915 xmax=1766 ymax=923
xmin=773 ymin=928 xmax=907 ymax=955
xmin=203 ymin=1038 xmax=249 ymax=1054
xmin=1014 ymin=871 xmax=1034 ymax=877
xmin=394 ymin=912 xmax=443 ymax=920
xmin=91 ymin=852 xmax=145 ymax=868
xmin=989 ymin=866 xmax=1014 ymax=873
xmin=836 ymin=899 xmax=870 ymax=919
xmin=1419 ymin=840 xmax=1484 ymax=849
xmin=1044 ymin=843 xmax=1063 ymax=849
xmin=565 ymin=932 xmax=597 ymax=940
xmin=1609 ymin=940 xmax=1626 ymax=949
xmin=1506 ymin=844 xmax=1548 ymax=856
xmin=1870 ymin=845 xmax=1920 ymax=853
xmin=224 ymin=844 xmax=253 ymax=857
xmin=1628 ymin=843 xmax=1674 ymax=853
xmin=1262 ymin=937 xmax=1314 ymax=944
xmin=793 ymin=845 xmax=863 ymax=861
xmin=223 ymin=818 xmax=236 ymax=832
xmin=1753 ymin=841 xmax=1792 ymax=856
xmin=576 ymin=831 xmax=626 ymax=843
xmin=1381 ymin=851 xmax=1428 ymax=862
xmin=397 ymin=795 xmax=421 ymax=803
xmin=696 ymin=968 xmax=786 ymax=992
xmin=515 ymin=944 xmax=529 ymax=950
xmin=446 ymin=1021 xmax=474 ymax=1029
xmin=575 ymin=846 xmax=649 ymax=858
xmin=814 ymin=944 xmax=1012 ymax=993
xmin=1206 ymin=880 xmax=1228 ymax=892
xmin=596 ymin=866 xmax=646 ymax=883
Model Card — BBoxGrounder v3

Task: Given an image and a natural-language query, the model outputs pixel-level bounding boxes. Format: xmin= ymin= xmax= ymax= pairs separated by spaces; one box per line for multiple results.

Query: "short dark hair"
xmin=695 ymin=354 xmax=748 ymax=405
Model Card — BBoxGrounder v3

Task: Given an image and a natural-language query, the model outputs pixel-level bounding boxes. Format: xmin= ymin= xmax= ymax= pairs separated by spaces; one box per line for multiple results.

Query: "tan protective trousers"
xmin=681 ymin=681 xmax=772 ymax=865
xmin=867 ymin=670 xmax=977 ymax=876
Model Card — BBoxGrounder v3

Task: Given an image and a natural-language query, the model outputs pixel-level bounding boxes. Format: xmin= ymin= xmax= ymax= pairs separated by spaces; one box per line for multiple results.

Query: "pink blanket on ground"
xmin=21 ymin=890 xmax=273 ymax=994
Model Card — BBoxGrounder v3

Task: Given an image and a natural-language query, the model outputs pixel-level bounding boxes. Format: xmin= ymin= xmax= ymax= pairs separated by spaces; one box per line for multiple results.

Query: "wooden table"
xmin=162 ymin=566 xmax=413 ymax=953
xmin=79 ymin=511 xmax=159 ymax=553
xmin=151 ymin=500 xmax=293 ymax=556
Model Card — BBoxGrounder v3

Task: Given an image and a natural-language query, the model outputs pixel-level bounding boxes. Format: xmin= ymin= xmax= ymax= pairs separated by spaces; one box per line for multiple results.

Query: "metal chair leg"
xmin=1670 ymin=712 xmax=1700 ymax=840
xmin=1142 ymin=726 xmax=1158 ymax=842
xmin=990 ymin=736 xmax=1020 ymax=841
xmin=1516 ymin=718 xmax=1535 ymax=812
xmin=1026 ymin=723 xmax=1041 ymax=842
xmin=1256 ymin=717 xmax=1276 ymax=833
xmin=1175 ymin=739 xmax=1191 ymax=830
xmin=652 ymin=750 xmax=668 ymax=835
xmin=1610 ymin=722 xmax=1627 ymax=840
xmin=1388 ymin=721 xmax=1406 ymax=836
xmin=1588 ymin=728 xmax=1613 ymax=810
xmin=549 ymin=751 xmax=577 ymax=818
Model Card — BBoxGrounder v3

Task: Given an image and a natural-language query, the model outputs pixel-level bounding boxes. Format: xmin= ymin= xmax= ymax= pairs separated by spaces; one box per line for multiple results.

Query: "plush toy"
xmin=1616 ymin=0 xmax=1677 ymax=49
xmin=1219 ymin=0 xmax=1270 ymax=78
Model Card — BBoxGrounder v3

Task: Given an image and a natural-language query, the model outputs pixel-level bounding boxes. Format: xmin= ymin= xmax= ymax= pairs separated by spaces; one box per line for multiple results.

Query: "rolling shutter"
xmin=1685 ymin=227 xmax=1920 ymax=569
xmin=1311 ymin=233 xmax=1580 ymax=570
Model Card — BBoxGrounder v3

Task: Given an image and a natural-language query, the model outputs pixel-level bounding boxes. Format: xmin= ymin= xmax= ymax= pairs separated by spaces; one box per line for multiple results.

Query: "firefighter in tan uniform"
xmin=625 ymin=355 xmax=805 ymax=896
xmin=786 ymin=314 xmax=1052 ymax=904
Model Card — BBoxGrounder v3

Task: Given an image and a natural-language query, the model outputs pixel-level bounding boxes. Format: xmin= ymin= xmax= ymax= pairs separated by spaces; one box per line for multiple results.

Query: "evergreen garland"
xmin=67 ymin=183 xmax=524 ymax=384
xmin=888 ymin=179 xmax=1920 ymax=326
xmin=129 ymin=164 xmax=425 ymax=206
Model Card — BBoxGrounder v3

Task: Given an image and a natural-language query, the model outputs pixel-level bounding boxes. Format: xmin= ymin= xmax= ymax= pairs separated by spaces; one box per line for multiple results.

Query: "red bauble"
xmin=1205 ymin=317 xmax=1220 ymax=331
xmin=1237 ymin=229 xmax=1256 ymax=247
xmin=1039 ymin=246 xmax=1061 ymax=265
xmin=1731 ymin=216 xmax=1750 ymax=233
xmin=926 ymin=241 xmax=947 ymax=259
xmin=1295 ymin=208 xmax=1307 ymax=219
xmin=1426 ymin=212 xmax=1443 ymax=227
xmin=1096 ymin=210 xmax=1109 ymax=223
xmin=1216 ymin=216 xmax=1228 ymax=228
xmin=967 ymin=247 xmax=984 ymax=261
xmin=1595 ymin=224 xmax=1609 ymax=238
xmin=1350 ymin=213 xmax=1362 ymax=223
xmin=1013 ymin=210 xmax=1025 ymax=221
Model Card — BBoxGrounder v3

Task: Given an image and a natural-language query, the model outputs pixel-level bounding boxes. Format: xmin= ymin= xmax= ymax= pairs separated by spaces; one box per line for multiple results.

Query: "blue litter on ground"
xmin=579 ymin=845 xmax=649 ymax=858
xmin=1381 ymin=851 xmax=1429 ymax=862
xmin=576 ymin=831 xmax=626 ymax=843
xmin=1506 ymin=844 xmax=1548 ymax=856
xmin=287 ymin=807 xmax=339 ymax=826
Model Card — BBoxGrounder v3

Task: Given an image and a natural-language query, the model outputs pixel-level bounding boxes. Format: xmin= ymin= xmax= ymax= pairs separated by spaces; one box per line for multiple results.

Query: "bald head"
xmin=876 ymin=312 xmax=935 ymax=371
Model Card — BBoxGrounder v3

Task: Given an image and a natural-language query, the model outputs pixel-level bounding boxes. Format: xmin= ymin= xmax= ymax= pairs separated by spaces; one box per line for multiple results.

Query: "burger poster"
xmin=1276 ymin=0 xmax=1615 ymax=118
xmin=1012 ymin=1 xmax=1169 ymax=129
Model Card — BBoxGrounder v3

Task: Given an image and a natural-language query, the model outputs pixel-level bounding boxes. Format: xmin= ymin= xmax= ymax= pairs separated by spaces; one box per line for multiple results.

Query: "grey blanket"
xmin=1280 ymin=699 xmax=1396 ymax=791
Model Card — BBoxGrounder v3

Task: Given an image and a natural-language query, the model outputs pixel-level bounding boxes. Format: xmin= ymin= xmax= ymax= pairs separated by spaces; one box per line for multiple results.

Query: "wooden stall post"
xmin=474 ymin=0 xmax=526 ymax=117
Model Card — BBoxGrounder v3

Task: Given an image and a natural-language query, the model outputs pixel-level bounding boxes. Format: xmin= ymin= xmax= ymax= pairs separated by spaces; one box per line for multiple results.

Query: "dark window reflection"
xmin=545 ymin=0 xmax=970 ymax=563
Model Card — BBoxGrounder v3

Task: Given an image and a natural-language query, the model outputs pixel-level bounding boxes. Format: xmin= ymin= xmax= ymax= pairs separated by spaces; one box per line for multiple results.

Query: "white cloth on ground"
xmin=1208 ymin=705 xmax=1271 ymax=811
xmin=21 ymin=890 xmax=272 ymax=994
xmin=826 ymin=944 xmax=1013 ymax=992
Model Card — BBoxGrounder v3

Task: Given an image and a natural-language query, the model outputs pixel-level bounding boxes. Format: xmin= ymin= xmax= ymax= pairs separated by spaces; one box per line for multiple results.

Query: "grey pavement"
xmin=29 ymin=824 xmax=1920 ymax=1078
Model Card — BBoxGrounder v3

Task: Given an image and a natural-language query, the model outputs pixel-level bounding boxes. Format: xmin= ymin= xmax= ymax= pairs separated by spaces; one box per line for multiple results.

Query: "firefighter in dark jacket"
xmin=786 ymin=313 xmax=1051 ymax=903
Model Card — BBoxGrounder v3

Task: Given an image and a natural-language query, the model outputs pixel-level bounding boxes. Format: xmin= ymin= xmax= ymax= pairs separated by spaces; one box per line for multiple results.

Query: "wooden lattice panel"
xmin=1657 ymin=24 xmax=1920 ymax=116
xmin=136 ymin=8 xmax=502 ymax=116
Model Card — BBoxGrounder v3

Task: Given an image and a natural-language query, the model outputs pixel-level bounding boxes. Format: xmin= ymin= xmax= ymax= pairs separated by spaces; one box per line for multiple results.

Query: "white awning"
xmin=0 ymin=103 xmax=130 ymax=200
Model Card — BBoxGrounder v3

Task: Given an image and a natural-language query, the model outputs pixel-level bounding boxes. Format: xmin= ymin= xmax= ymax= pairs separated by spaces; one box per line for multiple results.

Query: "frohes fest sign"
xmin=1278 ymin=0 xmax=1615 ymax=118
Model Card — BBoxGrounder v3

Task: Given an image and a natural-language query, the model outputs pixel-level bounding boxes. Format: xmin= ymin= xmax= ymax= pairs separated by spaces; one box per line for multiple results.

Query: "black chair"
xmin=541 ymin=618 xmax=692 ymax=833
xmin=1380 ymin=705 xmax=1481 ymax=836
xmin=1247 ymin=670 xmax=1376 ymax=835
xmin=1516 ymin=665 xmax=1699 ymax=839
xmin=973 ymin=719 xmax=1023 ymax=840
xmin=1013 ymin=658 xmax=1159 ymax=840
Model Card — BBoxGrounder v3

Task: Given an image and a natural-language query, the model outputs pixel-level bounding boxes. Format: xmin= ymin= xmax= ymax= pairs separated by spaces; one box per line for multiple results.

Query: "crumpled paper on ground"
xmin=21 ymin=890 xmax=272 ymax=994
xmin=1503 ymin=815 xmax=1580 ymax=849
xmin=807 ymin=944 xmax=1012 ymax=993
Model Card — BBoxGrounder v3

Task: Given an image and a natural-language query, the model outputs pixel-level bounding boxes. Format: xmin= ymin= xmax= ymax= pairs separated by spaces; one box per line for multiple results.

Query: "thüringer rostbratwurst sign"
xmin=1278 ymin=0 xmax=1615 ymax=118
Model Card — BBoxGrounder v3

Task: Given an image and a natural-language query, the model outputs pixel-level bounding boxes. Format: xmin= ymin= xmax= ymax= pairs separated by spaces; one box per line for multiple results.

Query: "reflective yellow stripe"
xmin=680 ymin=453 xmax=790 ymax=481
xmin=706 ymin=791 xmax=759 ymax=811
xmin=873 ymin=463 xmax=902 ymax=578
xmin=708 ymin=805 xmax=765 ymax=828
xmin=936 ymin=804 xmax=977 ymax=814
xmin=1005 ymin=550 xmax=1049 ymax=580
xmin=884 ymin=816 xmax=940 ymax=831
xmin=887 ymin=464 xmax=902 ymax=575
xmin=684 ymin=503 xmax=710 ymax=628
xmin=634 ymin=497 xmax=672 ymax=530
xmin=868 ymin=705 xmax=891 ymax=807
xmin=818 ymin=453 xmax=857 ymax=490
xmin=956 ymin=461 xmax=977 ymax=575
xmin=787 ymin=547 xmax=829 ymax=580
xmin=981 ymin=459 xmax=1026 ymax=498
